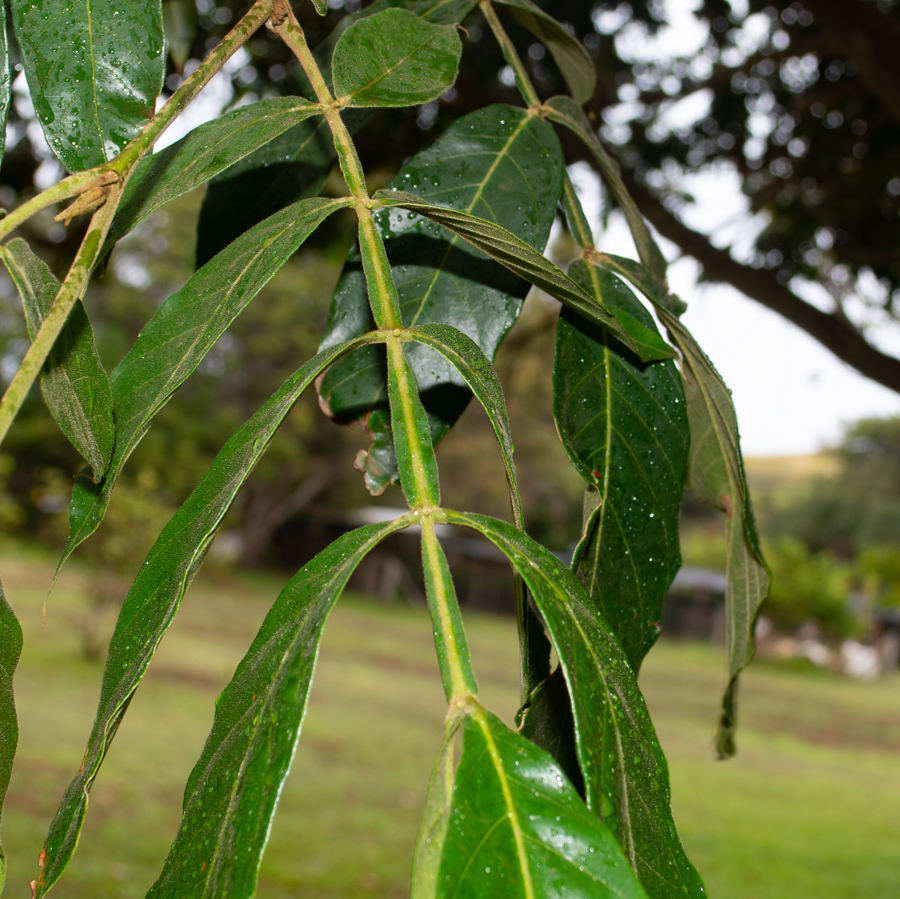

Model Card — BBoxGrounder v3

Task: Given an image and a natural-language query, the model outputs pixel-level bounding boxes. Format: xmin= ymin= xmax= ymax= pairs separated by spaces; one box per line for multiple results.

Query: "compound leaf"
xmin=12 ymin=0 xmax=165 ymax=171
xmin=1 ymin=239 xmax=113 ymax=482
xmin=555 ymin=263 xmax=688 ymax=671
xmin=332 ymin=8 xmax=462 ymax=107
xmin=148 ymin=518 xmax=407 ymax=898
xmin=35 ymin=335 xmax=382 ymax=896
xmin=442 ymin=510 xmax=706 ymax=899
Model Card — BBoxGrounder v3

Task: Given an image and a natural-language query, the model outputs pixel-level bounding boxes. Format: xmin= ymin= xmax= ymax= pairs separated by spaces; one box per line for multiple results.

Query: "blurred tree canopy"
xmin=3 ymin=0 xmax=899 ymax=389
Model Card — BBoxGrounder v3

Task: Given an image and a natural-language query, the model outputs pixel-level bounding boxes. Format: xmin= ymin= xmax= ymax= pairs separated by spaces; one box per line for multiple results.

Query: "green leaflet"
xmin=318 ymin=103 xmax=564 ymax=469
xmin=377 ymin=190 xmax=675 ymax=364
xmin=556 ymin=263 xmax=689 ymax=672
xmin=108 ymin=97 xmax=323 ymax=245
xmin=405 ymin=323 xmax=522 ymax=525
xmin=373 ymin=0 xmax=478 ymax=24
xmin=494 ymin=0 xmax=595 ymax=105
xmin=658 ymin=310 xmax=769 ymax=758
xmin=148 ymin=518 xmax=408 ymax=898
xmin=419 ymin=702 xmax=649 ymax=899
xmin=195 ymin=113 xmax=339 ymax=268
xmin=440 ymin=510 xmax=706 ymax=899
xmin=332 ymin=8 xmax=462 ymax=107
xmin=1 ymin=239 xmax=114 ymax=482
xmin=387 ymin=341 xmax=441 ymax=507
xmin=545 ymin=96 xmax=669 ymax=290
xmin=12 ymin=0 xmax=165 ymax=171
xmin=35 ymin=335 xmax=382 ymax=897
xmin=0 ymin=1 xmax=9 ymax=170
xmin=0 ymin=582 xmax=22 ymax=898
xmin=60 ymin=197 xmax=352 ymax=577
xmin=594 ymin=254 xmax=769 ymax=754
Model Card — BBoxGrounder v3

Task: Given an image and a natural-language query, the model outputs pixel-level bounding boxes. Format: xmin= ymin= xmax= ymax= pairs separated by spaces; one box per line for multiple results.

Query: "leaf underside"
xmin=1 ymin=239 xmax=114 ymax=482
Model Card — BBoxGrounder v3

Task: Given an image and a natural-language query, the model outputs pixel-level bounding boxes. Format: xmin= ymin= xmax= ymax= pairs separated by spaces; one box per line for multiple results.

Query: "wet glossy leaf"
xmin=387 ymin=342 xmax=441 ymax=507
xmin=12 ymin=0 xmax=165 ymax=171
xmin=332 ymin=8 xmax=462 ymax=107
xmin=0 ymin=582 xmax=22 ymax=898
xmin=1 ymin=239 xmax=113 ymax=482
xmin=378 ymin=190 xmax=675 ymax=363
xmin=0 ymin=2 xmax=9 ymax=170
xmin=428 ymin=702 xmax=649 ymax=898
xmin=555 ymin=263 xmax=689 ymax=671
xmin=657 ymin=310 xmax=769 ymax=758
xmin=441 ymin=511 xmax=706 ymax=899
xmin=318 ymin=104 xmax=564 ymax=466
xmin=60 ymin=197 xmax=352 ymax=574
xmin=36 ymin=335 xmax=382 ymax=896
xmin=109 ymin=97 xmax=323 ymax=244
xmin=411 ymin=729 xmax=454 ymax=898
xmin=545 ymin=96 xmax=668 ymax=289
xmin=495 ymin=0 xmax=595 ymax=104
xmin=194 ymin=113 xmax=341 ymax=267
xmin=148 ymin=518 xmax=406 ymax=898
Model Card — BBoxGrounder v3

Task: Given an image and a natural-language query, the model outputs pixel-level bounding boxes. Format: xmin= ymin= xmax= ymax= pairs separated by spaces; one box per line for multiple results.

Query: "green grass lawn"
xmin=3 ymin=549 xmax=899 ymax=898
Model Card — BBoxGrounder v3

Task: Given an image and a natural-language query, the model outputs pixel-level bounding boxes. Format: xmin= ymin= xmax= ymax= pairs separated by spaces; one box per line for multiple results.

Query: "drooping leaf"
xmin=440 ymin=510 xmax=706 ymax=899
xmin=60 ymin=197 xmax=352 ymax=584
xmin=108 ymin=97 xmax=323 ymax=245
xmin=428 ymin=701 xmax=650 ymax=898
xmin=35 ymin=335 xmax=383 ymax=896
xmin=555 ymin=263 xmax=689 ymax=671
xmin=0 ymin=582 xmax=22 ymax=898
xmin=0 ymin=2 xmax=10 ymax=170
xmin=595 ymin=251 xmax=687 ymax=317
xmin=1 ymin=239 xmax=113 ymax=482
xmin=376 ymin=190 xmax=676 ymax=363
xmin=656 ymin=309 xmax=769 ymax=758
xmin=194 ymin=113 xmax=340 ymax=267
xmin=12 ymin=0 xmax=165 ymax=171
xmin=318 ymin=104 xmax=564 ymax=466
xmin=545 ymin=96 xmax=668 ymax=289
xmin=332 ymin=8 xmax=462 ymax=107
xmin=148 ymin=518 xmax=407 ymax=898
xmin=387 ymin=342 xmax=441 ymax=507
xmin=405 ymin=323 xmax=522 ymax=524
xmin=494 ymin=0 xmax=595 ymax=105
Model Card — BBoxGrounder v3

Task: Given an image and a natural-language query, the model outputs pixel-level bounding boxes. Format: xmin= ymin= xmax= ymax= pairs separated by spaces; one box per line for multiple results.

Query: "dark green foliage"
xmin=0 ymin=2 xmax=773 ymax=896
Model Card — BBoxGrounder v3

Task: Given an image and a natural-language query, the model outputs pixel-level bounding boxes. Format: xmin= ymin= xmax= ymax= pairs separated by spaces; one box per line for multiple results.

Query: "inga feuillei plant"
xmin=0 ymin=0 xmax=771 ymax=896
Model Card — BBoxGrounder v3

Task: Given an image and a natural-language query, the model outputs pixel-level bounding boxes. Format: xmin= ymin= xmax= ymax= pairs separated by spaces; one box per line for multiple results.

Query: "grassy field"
xmin=3 ymin=549 xmax=899 ymax=898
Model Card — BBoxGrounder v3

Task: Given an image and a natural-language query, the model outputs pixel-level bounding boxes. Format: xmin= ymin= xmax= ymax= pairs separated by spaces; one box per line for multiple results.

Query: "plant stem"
xmin=480 ymin=0 xmax=540 ymax=108
xmin=420 ymin=515 xmax=478 ymax=700
xmin=273 ymin=5 xmax=401 ymax=328
xmin=0 ymin=0 xmax=276 ymax=448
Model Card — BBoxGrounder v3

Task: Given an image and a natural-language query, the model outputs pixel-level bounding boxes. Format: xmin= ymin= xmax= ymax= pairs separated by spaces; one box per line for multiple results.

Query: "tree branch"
xmin=624 ymin=176 xmax=900 ymax=395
